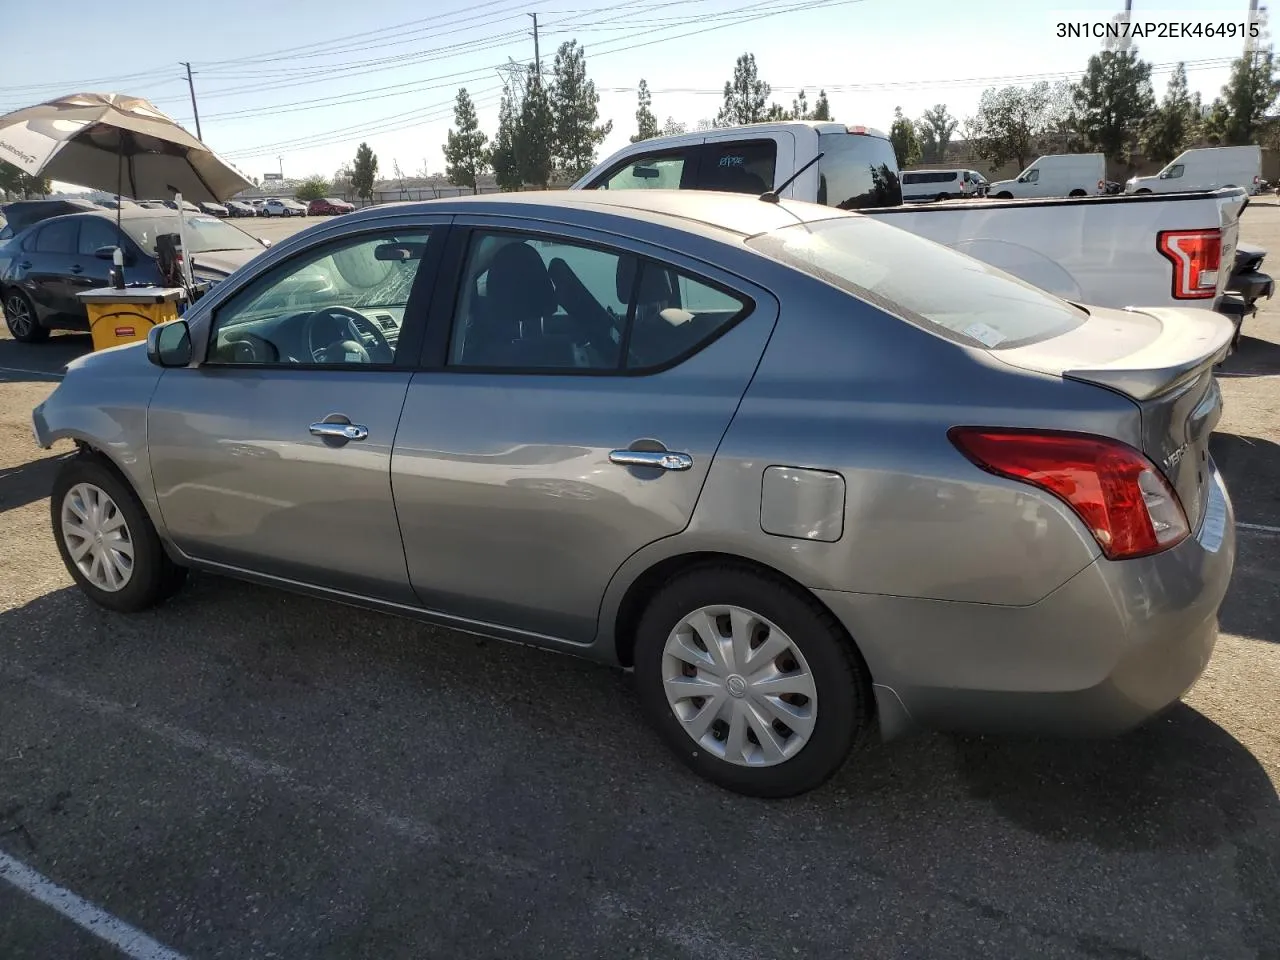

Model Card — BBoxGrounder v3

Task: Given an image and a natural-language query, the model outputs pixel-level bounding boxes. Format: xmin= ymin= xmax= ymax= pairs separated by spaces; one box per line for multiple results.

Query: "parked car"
xmin=1125 ymin=145 xmax=1262 ymax=196
xmin=983 ymin=154 xmax=1105 ymax=199
xmin=225 ymin=200 xmax=257 ymax=218
xmin=137 ymin=200 xmax=169 ymax=209
xmin=0 ymin=198 xmax=102 ymax=241
xmin=262 ymin=198 xmax=307 ymax=218
xmin=575 ymin=124 xmax=1265 ymax=332
xmin=32 ymin=191 xmax=1235 ymax=797
xmin=899 ymin=168 xmax=979 ymax=203
xmin=158 ymin=199 xmax=202 ymax=214
xmin=199 ymin=201 xmax=229 ymax=217
xmin=308 ymin=197 xmax=355 ymax=216
xmin=1 ymin=209 xmax=268 ymax=342
xmin=95 ymin=197 xmax=139 ymax=210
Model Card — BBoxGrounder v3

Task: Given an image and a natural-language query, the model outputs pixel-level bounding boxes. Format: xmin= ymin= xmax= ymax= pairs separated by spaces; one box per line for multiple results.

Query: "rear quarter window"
xmin=747 ymin=215 xmax=1086 ymax=349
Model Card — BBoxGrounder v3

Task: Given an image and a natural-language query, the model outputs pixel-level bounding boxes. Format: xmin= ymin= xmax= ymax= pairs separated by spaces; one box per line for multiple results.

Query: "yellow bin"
xmin=77 ymin=286 xmax=187 ymax=352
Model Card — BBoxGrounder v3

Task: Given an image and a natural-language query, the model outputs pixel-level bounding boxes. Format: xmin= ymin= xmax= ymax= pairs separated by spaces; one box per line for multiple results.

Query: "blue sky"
xmin=0 ymin=0 xmax=1254 ymax=187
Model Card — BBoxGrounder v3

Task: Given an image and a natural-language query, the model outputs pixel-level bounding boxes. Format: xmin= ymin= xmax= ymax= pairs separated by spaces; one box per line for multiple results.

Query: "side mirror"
xmin=147 ymin=320 xmax=192 ymax=368
xmin=95 ymin=245 xmax=132 ymax=264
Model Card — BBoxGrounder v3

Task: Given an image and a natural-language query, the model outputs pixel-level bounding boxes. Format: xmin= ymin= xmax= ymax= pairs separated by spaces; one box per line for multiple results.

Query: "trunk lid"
xmin=994 ymin=305 xmax=1233 ymax=532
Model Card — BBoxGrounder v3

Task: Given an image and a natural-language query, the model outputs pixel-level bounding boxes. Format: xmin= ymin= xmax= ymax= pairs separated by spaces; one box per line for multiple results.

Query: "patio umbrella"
xmin=0 ymin=92 xmax=251 ymax=203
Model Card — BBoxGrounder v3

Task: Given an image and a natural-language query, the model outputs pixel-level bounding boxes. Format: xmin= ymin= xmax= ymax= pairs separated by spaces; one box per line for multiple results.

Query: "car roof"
xmin=343 ymin=189 xmax=849 ymax=240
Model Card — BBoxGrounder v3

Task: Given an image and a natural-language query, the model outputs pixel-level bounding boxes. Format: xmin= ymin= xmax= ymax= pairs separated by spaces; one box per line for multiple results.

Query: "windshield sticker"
xmin=963 ymin=321 xmax=1007 ymax=348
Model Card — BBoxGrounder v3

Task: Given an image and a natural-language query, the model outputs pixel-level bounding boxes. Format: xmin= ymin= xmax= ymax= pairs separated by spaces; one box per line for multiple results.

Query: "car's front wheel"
xmin=4 ymin=289 xmax=49 ymax=343
xmin=52 ymin=454 xmax=187 ymax=613
xmin=634 ymin=564 xmax=874 ymax=797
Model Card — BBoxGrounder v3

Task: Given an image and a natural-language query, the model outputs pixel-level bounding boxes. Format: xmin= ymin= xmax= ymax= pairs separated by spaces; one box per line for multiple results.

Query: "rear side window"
xmin=35 ymin=219 xmax=78 ymax=254
xmin=694 ymin=139 xmax=776 ymax=194
xmin=816 ymin=133 xmax=902 ymax=209
xmin=747 ymin=216 xmax=1085 ymax=349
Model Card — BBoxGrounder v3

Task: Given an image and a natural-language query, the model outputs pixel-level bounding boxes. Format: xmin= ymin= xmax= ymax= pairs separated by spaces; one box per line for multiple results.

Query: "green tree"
xmin=811 ymin=89 xmax=832 ymax=122
xmin=0 ymin=162 xmax=50 ymax=199
xmin=443 ymin=87 xmax=491 ymax=193
xmin=889 ymin=106 xmax=921 ymax=166
xmin=1205 ymin=49 xmax=1280 ymax=145
xmin=765 ymin=102 xmax=788 ymax=121
xmin=790 ymin=89 xmax=810 ymax=120
xmin=1142 ymin=62 xmax=1197 ymax=163
xmin=491 ymin=93 xmax=522 ymax=191
xmin=351 ymin=143 xmax=378 ymax=201
xmin=518 ymin=63 xmax=554 ymax=187
xmin=293 ymin=175 xmax=330 ymax=202
xmin=916 ymin=104 xmax=958 ymax=162
xmin=966 ymin=82 xmax=1055 ymax=171
xmin=631 ymin=79 xmax=659 ymax=143
xmin=1072 ymin=49 xmax=1155 ymax=163
xmin=550 ymin=41 xmax=612 ymax=180
xmin=661 ymin=117 xmax=687 ymax=136
xmin=716 ymin=53 xmax=770 ymax=126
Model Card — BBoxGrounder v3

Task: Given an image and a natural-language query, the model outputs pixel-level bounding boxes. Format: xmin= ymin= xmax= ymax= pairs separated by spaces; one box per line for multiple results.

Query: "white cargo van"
xmin=1125 ymin=145 xmax=1262 ymax=196
xmin=985 ymin=154 xmax=1105 ymax=199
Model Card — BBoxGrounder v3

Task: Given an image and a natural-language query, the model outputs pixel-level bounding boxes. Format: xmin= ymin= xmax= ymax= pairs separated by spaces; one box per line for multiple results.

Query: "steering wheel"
xmin=303 ymin=305 xmax=394 ymax=364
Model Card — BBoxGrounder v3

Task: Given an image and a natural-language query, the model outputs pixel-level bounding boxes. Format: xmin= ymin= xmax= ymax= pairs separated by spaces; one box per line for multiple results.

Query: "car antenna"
xmin=760 ymin=152 xmax=824 ymax=204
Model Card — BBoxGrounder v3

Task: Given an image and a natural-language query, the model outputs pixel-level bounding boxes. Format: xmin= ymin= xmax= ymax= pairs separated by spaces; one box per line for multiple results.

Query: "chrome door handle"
xmin=609 ymin=449 xmax=693 ymax=471
xmin=309 ymin=421 xmax=369 ymax=441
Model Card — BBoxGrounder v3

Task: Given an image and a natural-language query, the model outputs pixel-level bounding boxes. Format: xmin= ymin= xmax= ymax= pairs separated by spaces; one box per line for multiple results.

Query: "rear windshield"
xmin=125 ymin=215 xmax=260 ymax=255
xmin=747 ymin=216 xmax=1087 ymax=349
xmin=816 ymin=133 xmax=902 ymax=210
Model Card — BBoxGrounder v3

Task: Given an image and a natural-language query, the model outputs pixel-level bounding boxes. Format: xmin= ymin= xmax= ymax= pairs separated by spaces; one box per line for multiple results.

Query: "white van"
xmin=1125 ymin=145 xmax=1262 ymax=196
xmin=985 ymin=154 xmax=1105 ymax=199
xmin=900 ymin=169 xmax=981 ymax=202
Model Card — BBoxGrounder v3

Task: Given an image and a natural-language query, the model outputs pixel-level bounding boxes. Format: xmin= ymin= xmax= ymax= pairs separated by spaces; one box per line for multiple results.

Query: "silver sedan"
xmin=32 ymin=190 xmax=1236 ymax=797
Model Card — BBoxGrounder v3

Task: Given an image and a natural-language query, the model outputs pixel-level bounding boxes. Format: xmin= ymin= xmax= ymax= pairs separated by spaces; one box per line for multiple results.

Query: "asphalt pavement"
xmin=0 ymin=206 xmax=1278 ymax=960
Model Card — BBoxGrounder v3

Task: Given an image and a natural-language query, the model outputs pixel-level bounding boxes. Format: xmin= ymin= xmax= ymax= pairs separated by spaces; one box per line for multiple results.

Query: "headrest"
xmin=486 ymin=242 xmax=556 ymax=318
xmin=615 ymin=257 xmax=675 ymax=304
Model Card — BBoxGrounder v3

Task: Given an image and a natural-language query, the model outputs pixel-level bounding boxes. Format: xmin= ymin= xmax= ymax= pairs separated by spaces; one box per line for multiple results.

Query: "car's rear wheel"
xmin=4 ymin=289 xmax=49 ymax=343
xmin=52 ymin=454 xmax=187 ymax=613
xmin=634 ymin=564 xmax=874 ymax=797
xmin=995 ymin=191 xmax=1013 ymax=199
xmin=1068 ymin=189 xmax=1087 ymax=197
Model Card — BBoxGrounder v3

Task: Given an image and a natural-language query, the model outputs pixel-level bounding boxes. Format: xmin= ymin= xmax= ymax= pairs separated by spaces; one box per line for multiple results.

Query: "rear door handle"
xmin=609 ymin=449 xmax=693 ymax=471
xmin=69 ymin=265 xmax=83 ymax=274
xmin=18 ymin=261 xmax=31 ymax=270
xmin=309 ymin=421 xmax=369 ymax=441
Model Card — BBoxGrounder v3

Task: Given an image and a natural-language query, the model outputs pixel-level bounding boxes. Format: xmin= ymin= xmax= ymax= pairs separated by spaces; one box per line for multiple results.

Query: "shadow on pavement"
xmin=0 ymin=454 xmax=69 ymax=516
xmin=1211 ymin=431 xmax=1280 ymax=528
xmin=0 ymin=333 xmax=90 ymax=382
xmin=1219 ymin=334 xmax=1280 ymax=378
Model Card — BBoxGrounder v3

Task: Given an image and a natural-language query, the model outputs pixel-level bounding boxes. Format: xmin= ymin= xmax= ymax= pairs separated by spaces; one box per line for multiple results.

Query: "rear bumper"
xmin=818 ymin=463 xmax=1236 ymax=740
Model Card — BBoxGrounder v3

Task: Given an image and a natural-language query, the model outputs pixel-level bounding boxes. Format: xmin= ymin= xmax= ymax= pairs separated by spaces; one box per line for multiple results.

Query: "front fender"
xmin=32 ymin=343 xmax=167 ymax=534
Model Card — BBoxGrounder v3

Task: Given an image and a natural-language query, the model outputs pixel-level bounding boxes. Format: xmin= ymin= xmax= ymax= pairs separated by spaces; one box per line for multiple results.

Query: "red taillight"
xmin=847 ymin=125 xmax=868 ymax=135
xmin=1156 ymin=228 xmax=1221 ymax=300
xmin=948 ymin=428 xmax=1190 ymax=560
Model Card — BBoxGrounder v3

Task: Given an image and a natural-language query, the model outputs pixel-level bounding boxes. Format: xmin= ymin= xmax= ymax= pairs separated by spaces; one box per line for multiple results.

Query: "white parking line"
xmin=1238 ymin=521 xmax=1280 ymax=535
xmin=0 ymin=365 xmax=63 ymax=379
xmin=0 ymin=849 xmax=188 ymax=960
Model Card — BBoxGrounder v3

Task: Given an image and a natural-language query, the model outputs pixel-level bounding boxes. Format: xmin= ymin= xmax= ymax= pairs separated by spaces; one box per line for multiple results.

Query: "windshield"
xmin=747 ymin=216 xmax=1086 ymax=349
xmin=124 ymin=215 xmax=260 ymax=254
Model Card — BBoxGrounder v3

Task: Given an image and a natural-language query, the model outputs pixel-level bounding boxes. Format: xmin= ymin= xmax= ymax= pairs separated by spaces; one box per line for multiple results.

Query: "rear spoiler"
xmin=1062 ymin=307 xmax=1234 ymax=401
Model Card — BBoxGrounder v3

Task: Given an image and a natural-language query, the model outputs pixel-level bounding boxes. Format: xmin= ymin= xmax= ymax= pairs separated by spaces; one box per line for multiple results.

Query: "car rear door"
xmin=28 ymin=218 xmax=81 ymax=317
xmin=390 ymin=220 xmax=779 ymax=643
xmin=69 ymin=217 xmax=119 ymax=305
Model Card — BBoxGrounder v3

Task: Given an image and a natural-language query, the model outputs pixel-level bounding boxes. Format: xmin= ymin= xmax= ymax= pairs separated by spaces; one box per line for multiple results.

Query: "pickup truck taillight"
xmin=948 ymin=428 xmax=1189 ymax=560
xmin=1156 ymin=228 xmax=1221 ymax=300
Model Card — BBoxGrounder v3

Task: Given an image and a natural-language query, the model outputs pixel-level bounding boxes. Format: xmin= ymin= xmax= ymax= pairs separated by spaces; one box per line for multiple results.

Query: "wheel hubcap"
xmin=61 ymin=483 xmax=134 ymax=592
xmin=662 ymin=604 xmax=817 ymax=767
xmin=6 ymin=296 xmax=32 ymax=337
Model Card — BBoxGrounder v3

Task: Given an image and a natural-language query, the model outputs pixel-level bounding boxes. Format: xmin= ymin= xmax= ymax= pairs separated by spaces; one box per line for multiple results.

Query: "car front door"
xmin=390 ymin=222 xmax=779 ymax=643
xmin=28 ymin=218 xmax=81 ymax=316
xmin=147 ymin=220 xmax=446 ymax=604
xmin=69 ymin=216 xmax=121 ymax=306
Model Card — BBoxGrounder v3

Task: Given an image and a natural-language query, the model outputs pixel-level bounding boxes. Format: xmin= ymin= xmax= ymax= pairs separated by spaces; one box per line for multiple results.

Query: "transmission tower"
xmin=1102 ymin=0 xmax=1133 ymax=53
xmin=496 ymin=58 xmax=528 ymax=108
xmin=1246 ymin=0 xmax=1270 ymax=61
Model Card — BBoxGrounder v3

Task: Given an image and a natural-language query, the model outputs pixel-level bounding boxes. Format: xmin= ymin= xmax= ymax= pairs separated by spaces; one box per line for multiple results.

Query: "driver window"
xmin=1166 ymin=164 xmax=1184 ymax=179
xmin=207 ymin=229 xmax=431 ymax=366
xmin=1025 ymin=169 xmax=1040 ymax=182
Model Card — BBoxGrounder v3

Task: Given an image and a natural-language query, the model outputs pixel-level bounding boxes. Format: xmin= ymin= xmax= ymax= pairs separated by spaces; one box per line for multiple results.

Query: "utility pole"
xmin=529 ymin=13 xmax=541 ymax=88
xmin=277 ymin=156 xmax=284 ymax=178
xmin=181 ymin=62 xmax=202 ymax=140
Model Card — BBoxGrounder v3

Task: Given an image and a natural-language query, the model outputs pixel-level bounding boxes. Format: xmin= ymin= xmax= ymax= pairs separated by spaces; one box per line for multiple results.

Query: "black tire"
xmin=995 ymin=191 xmax=1013 ymax=199
xmin=1136 ymin=188 xmax=1152 ymax=195
xmin=51 ymin=453 xmax=187 ymax=613
xmin=935 ymin=193 xmax=948 ymax=203
xmin=4 ymin=289 xmax=49 ymax=343
xmin=1068 ymin=189 xmax=1087 ymax=198
xmin=634 ymin=563 xmax=874 ymax=798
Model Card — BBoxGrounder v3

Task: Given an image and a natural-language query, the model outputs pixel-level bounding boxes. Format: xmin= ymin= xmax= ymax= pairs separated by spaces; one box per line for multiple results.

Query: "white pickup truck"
xmin=573 ymin=121 xmax=1268 ymax=330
